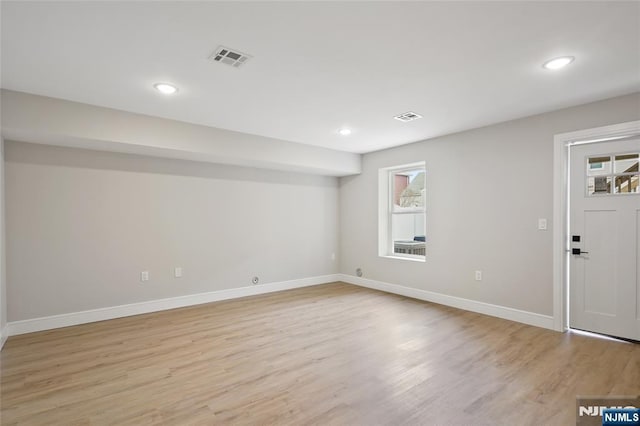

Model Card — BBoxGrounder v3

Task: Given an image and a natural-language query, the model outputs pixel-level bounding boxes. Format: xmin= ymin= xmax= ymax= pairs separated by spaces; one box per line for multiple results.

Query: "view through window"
xmin=587 ymin=153 xmax=639 ymax=195
xmin=390 ymin=166 xmax=425 ymax=258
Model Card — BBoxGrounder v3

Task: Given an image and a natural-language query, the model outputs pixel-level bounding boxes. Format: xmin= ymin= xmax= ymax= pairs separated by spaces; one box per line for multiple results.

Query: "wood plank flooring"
xmin=1 ymin=282 xmax=638 ymax=425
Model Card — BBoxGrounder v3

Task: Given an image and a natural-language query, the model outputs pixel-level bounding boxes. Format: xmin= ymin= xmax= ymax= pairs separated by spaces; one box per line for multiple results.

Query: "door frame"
xmin=552 ymin=120 xmax=640 ymax=332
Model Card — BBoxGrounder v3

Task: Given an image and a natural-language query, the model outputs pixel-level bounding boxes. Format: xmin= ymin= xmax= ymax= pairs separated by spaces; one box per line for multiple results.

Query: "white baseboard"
xmin=339 ymin=274 xmax=555 ymax=331
xmin=0 ymin=325 xmax=8 ymax=350
xmin=5 ymin=273 xmax=555 ymax=338
xmin=7 ymin=274 xmax=341 ymax=336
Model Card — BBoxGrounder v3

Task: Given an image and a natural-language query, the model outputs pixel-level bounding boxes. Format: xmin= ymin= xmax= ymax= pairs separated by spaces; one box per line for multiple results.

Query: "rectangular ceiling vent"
xmin=209 ymin=46 xmax=252 ymax=68
xmin=394 ymin=111 xmax=423 ymax=122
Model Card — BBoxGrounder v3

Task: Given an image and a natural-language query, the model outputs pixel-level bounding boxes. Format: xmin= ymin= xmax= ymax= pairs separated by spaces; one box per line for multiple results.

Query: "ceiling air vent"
xmin=394 ymin=111 xmax=423 ymax=122
xmin=209 ymin=46 xmax=252 ymax=68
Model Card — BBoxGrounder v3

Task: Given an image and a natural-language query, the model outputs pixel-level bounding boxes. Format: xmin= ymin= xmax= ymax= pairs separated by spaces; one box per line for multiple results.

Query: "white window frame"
xmin=378 ymin=162 xmax=426 ymax=262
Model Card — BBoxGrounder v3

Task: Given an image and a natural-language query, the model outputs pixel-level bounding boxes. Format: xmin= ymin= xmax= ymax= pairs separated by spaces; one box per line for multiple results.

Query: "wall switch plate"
xmin=331 ymin=252 xmax=336 ymax=261
xmin=475 ymin=270 xmax=482 ymax=281
xmin=174 ymin=267 xmax=182 ymax=278
xmin=538 ymin=218 xmax=547 ymax=230
xmin=141 ymin=271 xmax=149 ymax=282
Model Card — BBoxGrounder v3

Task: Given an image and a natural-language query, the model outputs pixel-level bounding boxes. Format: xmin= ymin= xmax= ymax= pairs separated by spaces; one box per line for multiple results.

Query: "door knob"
xmin=572 ymin=248 xmax=589 ymax=255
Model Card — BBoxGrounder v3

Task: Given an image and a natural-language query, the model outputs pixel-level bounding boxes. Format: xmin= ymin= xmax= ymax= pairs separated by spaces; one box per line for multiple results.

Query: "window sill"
xmin=380 ymin=255 xmax=426 ymax=263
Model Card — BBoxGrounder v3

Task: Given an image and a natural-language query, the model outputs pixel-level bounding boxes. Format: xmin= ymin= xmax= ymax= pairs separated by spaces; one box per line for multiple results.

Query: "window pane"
xmin=587 ymin=176 xmax=611 ymax=195
xmin=614 ymin=153 xmax=639 ymax=174
xmin=614 ymin=174 xmax=639 ymax=194
xmin=392 ymin=212 xmax=425 ymax=255
xmin=587 ymin=156 xmax=611 ymax=176
xmin=393 ymin=169 xmax=425 ymax=210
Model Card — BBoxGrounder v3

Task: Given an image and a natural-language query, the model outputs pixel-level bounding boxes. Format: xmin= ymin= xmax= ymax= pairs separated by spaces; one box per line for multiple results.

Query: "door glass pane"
xmin=614 ymin=174 xmax=639 ymax=194
xmin=393 ymin=170 xmax=425 ymax=210
xmin=587 ymin=176 xmax=611 ymax=195
xmin=614 ymin=153 xmax=639 ymax=174
xmin=587 ymin=156 xmax=611 ymax=176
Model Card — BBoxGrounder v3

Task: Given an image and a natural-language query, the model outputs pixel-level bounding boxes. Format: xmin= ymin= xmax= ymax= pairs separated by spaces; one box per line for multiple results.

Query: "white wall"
xmin=0 ymin=81 xmax=7 ymax=345
xmin=5 ymin=142 xmax=339 ymax=321
xmin=0 ymin=136 xmax=6 ymax=346
xmin=1 ymin=90 xmax=361 ymax=177
xmin=340 ymin=92 xmax=640 ymax=316
xmin=3 ymin=92 xmax=639 ymax=330
xmin=0 ymin=34 xmax=7 ymax=343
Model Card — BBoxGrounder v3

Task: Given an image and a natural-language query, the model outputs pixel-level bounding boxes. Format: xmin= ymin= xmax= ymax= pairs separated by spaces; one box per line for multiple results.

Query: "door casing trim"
xmin=553 ymin=120 xmax=640 ymax=332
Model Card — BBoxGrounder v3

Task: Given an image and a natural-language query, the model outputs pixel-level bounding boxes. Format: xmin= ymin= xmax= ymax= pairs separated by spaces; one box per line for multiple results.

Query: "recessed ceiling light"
xmin=542 ymin=56 xmax=574 ymax=70
xmin=153 ymin=83 xmax=178 ymax=95
xmin=338 ymin=128 xmax=352 ymax=136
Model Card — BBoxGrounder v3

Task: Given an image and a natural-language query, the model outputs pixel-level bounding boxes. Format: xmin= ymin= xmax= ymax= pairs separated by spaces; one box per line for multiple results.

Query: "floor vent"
xmin=209 ymin=46 xmax=252 ymax=68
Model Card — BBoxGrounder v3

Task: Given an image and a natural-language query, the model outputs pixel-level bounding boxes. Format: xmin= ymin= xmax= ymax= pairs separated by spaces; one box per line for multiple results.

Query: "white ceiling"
xmin=2 ymin=1 xmax=639 ymax=154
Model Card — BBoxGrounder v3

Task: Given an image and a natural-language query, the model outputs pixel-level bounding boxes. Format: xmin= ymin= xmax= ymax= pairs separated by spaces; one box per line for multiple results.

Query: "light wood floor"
xmin=1 ymin=282 xmax=638 ymax=425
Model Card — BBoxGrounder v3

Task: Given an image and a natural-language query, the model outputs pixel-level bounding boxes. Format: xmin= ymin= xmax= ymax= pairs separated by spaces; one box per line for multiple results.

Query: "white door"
xmin=569 ymin=138 xmax=640 ymax=341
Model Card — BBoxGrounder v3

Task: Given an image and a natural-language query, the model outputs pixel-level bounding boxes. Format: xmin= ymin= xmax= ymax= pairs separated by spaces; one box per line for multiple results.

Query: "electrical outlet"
xmin=141 ymin=271 xmax=149 ymax=282
xmin=475 ymin=270 xmax=482 ymax=281
xmin=174 ymin=267 xmax=182 ymax=278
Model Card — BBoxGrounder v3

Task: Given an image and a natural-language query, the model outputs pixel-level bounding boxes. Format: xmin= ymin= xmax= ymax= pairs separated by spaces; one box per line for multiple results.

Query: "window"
xmin=379 ymin=162 xmax=426 ymax=260
xmin=587 ymin=153 xmax=639 ymax=195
